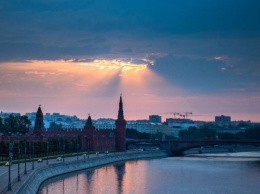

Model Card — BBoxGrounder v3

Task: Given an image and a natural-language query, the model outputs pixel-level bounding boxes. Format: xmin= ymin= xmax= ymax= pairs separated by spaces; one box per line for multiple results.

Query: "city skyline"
xmin=0 ymin=108 xmax=255 ymax=123
xmin=0 ymin=1 xmax=260 ymax=122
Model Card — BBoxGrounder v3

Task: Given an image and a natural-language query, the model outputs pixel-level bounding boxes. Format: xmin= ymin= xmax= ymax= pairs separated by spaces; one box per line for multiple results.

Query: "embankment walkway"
xmin=13 ymin=151 xmax=167 ymax=194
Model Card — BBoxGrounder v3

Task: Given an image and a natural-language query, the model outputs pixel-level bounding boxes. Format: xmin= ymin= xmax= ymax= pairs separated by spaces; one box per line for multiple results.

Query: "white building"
xmin=166 ymin=118 xmax=197 ymax=129
xmin=93 ymin=118 xmax=116 ymax=130
xmin=0 ymin=112 xmax=21 ymax=120
xmin=126 ymin=121 xmax=175 ymax=137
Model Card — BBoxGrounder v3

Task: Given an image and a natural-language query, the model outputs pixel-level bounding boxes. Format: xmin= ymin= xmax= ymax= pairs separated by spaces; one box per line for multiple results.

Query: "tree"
xmin=244 ymin=127 xmax=260 ymax=140
xmin=0 ymin=140 xmax=8 ymax=158
xmin=49 ymin=122 xmax=62 ymax=129
xmin=0 ymin=117 xmax=3 ymax=133
xmin=217 ymin=127 xmax=260 ymax=140
xmin=218 ymin=132 xmax=237 ymax=140
xmin=179 ymin=127 xmax=216 ymax=140
xmin=3 ymin=114 xmax=19 ymax=134
xmin=18 ymin=115 xmax=31 ymax=134
xmin=3 ymin=114 xmax=31 ymax=135
xmin=126 ymin=128 xmax=150 ymax=139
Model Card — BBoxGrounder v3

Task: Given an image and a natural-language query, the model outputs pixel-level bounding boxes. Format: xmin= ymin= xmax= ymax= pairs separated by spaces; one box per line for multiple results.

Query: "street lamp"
xmin=96 ymin=135 xmax=99 ymax=157
xmin=76 ymin=137 xmax=79 ymax=160
xmin=17 ymin=133 xmax=21 ymax=182
xmin=8 ymin=132 xmax=13 ymax=191
xmin=24 ymin=136 xmax=27 ymax=175
xmin=27 ymin=135 xmax=35 ymax=170
xmin=70 ymin=140 xmax=73 ymax=157
xmin=59 ymin=137 xmax=61 ymax=158
xmin=114 ymin=140 xmax=116 ymax=155
xmin=84 ymin=135 xmax=89 ymax=158
xmin=31 ymin=135 xmax=35 ymax=170
xmin=105 ymin=138 xmax=108 ymax=156
xmin=63 ymin=136 xmax=65 ymax=163
xmin=29 ymin=136 xmax=32 ymax=169
xmin=46 ymin=136 xmax=49 ymax=165
xmin=88 ymin=140 xmax=91 ymax=159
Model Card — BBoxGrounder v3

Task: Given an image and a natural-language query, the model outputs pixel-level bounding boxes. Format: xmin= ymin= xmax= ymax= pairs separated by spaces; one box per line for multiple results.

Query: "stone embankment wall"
xmin=15 ymin=151 xmax=168 ymax=194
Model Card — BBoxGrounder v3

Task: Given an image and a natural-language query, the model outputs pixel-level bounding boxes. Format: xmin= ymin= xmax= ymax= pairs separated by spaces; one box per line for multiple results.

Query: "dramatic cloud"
xmin=0 ymin=0 xmax=260 ymax=121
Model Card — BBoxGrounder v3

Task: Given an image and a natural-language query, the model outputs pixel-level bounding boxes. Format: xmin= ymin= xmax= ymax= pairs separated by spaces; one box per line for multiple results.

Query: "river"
xmin=38 ymin=152 xmax=260 ymax=194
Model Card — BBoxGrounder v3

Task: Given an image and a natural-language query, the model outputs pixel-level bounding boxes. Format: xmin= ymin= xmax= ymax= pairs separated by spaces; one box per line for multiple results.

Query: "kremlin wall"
xmin=0 ymin=96 xmax=126 ymax=152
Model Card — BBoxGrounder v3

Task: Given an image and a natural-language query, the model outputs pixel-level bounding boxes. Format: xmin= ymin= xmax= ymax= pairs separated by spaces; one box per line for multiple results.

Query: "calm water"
xmin=38 ymin=155 xmax=260 ymax=194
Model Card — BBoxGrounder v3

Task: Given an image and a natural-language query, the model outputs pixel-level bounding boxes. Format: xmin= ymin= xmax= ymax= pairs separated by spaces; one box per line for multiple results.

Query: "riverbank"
xmin=15 ymin=151 xmax=167 ymax=194
xmin=184 ymin=145 xmax=260 ymax=155
xmin=38 ymin=151 xmax=260 ymax=194
xmin=185 ymin=151 xmax=260 ymax=162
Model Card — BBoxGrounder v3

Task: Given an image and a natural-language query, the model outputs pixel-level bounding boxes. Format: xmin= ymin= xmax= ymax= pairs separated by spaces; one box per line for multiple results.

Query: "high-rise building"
xmin=215 ymin=115 xmax=231 ymax=127
xmin=149 ymin=115 xmax=162 ymax=123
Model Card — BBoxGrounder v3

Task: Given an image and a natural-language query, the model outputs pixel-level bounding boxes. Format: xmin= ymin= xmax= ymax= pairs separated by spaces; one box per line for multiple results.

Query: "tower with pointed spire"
xmin=115 ymin=95 xmax=126 ymax=151
xmin=34 ymin=105 xmax=45 ymax=136
xmin=81 ymin=114 xmax=95 ymax=150
xmin=85 ymin=114 xmax=93 ymax=127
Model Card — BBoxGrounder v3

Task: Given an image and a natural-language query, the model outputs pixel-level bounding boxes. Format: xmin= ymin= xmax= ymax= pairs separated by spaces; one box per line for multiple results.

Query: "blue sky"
xmin=0 ymin=0 xmax=260 ymax=121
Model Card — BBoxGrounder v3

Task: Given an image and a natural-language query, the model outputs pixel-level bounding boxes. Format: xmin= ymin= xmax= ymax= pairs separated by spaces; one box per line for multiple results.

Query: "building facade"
xmin=149 ymin=115 xmax=162 ymax=123
xmin=215 ymin=115 xmax=231 ymax=127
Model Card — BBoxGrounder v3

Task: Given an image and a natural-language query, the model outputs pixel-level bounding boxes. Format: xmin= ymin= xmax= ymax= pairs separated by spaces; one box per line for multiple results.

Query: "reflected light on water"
xmin=38 ymin=160 xmax=150 ymax=194
xmin=39 ymin=157 xmax=260 ymax=194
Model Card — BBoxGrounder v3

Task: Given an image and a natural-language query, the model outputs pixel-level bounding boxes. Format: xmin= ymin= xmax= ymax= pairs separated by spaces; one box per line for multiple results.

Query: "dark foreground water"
xmin=38 ymin=154 xmax=260 ymax=194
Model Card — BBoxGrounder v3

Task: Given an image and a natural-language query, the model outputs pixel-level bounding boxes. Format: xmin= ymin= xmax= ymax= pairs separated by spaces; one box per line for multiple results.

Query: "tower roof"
xmin=37 ymin=105 xmax=43 ymax=114
xmin=34 ymin=105 xmax=44 ymax=132
xmin=118 ymin=95 xmax=124 ymax=119
xmin=85 ymin=114 xmax=93 ymax=127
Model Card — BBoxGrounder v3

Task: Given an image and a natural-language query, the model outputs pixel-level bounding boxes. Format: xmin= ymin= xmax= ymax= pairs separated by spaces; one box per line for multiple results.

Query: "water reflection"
xmin=85 ymin=169 xmax=94 ymax=194
xmin=38 ymin=156 xmax=260 ymax=194
xmin=113 ymin=163 xmax=125 ymax=194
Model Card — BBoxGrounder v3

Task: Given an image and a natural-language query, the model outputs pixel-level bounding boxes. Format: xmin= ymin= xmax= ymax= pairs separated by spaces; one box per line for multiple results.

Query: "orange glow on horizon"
xmin=0 ymin=59 xmax=260 ymax=122
xmin=79 ymin=59 xmax=147 ymax=73
xmin=0 ymin=59 xmax=149 ymax=96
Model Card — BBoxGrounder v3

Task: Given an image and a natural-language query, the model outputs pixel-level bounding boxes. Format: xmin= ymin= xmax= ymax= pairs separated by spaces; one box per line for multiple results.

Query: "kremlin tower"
xmin=115 ymin=95 xmax=126 ymax=151
xmin=31 ymin=96 xmax=126 ymax=152
xmin=34 ymin=105 xmax=44 ymax=136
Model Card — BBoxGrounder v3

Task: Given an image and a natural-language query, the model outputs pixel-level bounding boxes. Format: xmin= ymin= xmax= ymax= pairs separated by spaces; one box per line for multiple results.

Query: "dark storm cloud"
xmin=1 ymin=0 xmax=260 ymax=60
xmin=149 ymin=54 xmax=260 ymax=94
xmin=0 ymin=42 xmax=111 ymax=61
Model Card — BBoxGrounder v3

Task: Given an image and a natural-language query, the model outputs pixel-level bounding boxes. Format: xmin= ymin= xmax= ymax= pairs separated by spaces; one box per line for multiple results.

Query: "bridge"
xmin=126 ymin=139 xmax=260 ymax=156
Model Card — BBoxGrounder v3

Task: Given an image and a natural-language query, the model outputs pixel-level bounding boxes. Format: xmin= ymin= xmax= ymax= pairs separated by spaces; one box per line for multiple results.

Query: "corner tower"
xmin=34 ymin=105 xmax=44 ymax=136
xmin=115 ymin=95 xmax=126 ymax=151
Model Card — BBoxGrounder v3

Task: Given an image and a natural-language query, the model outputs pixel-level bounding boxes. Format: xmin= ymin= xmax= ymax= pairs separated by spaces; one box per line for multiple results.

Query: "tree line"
xmin=0 ymin=137 xmax=82 ymax=160
xmin=0 ymin=114 xmax=31 ymax=135
xmin=178 ymin=126 xmax=260 ymax=140
xmin=126 ymin=127 xmax=260 ymax=141
xmin=126 ymin=128 xmax=173 ymax=140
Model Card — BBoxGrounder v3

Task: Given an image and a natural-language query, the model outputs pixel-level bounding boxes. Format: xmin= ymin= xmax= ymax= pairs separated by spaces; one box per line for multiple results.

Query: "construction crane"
xmin=179 ymin=113 xmax=192 ymax=119
xmin=160 ymin=112 xmax=199 ymax=120
xmin=185 ymin=112 xmax=192 ymax=119
xmin=159 ymin=112 xmax=180 ymax=119
xmin=172 ymin=112 xmax=180 ymax=119
xmin=179 ymin=114 xmax=185 ymax=119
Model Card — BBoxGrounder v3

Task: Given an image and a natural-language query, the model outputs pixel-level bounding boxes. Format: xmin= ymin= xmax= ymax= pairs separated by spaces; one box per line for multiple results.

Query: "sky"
xmin=0 ymin=0 xmax=260 ymax=122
